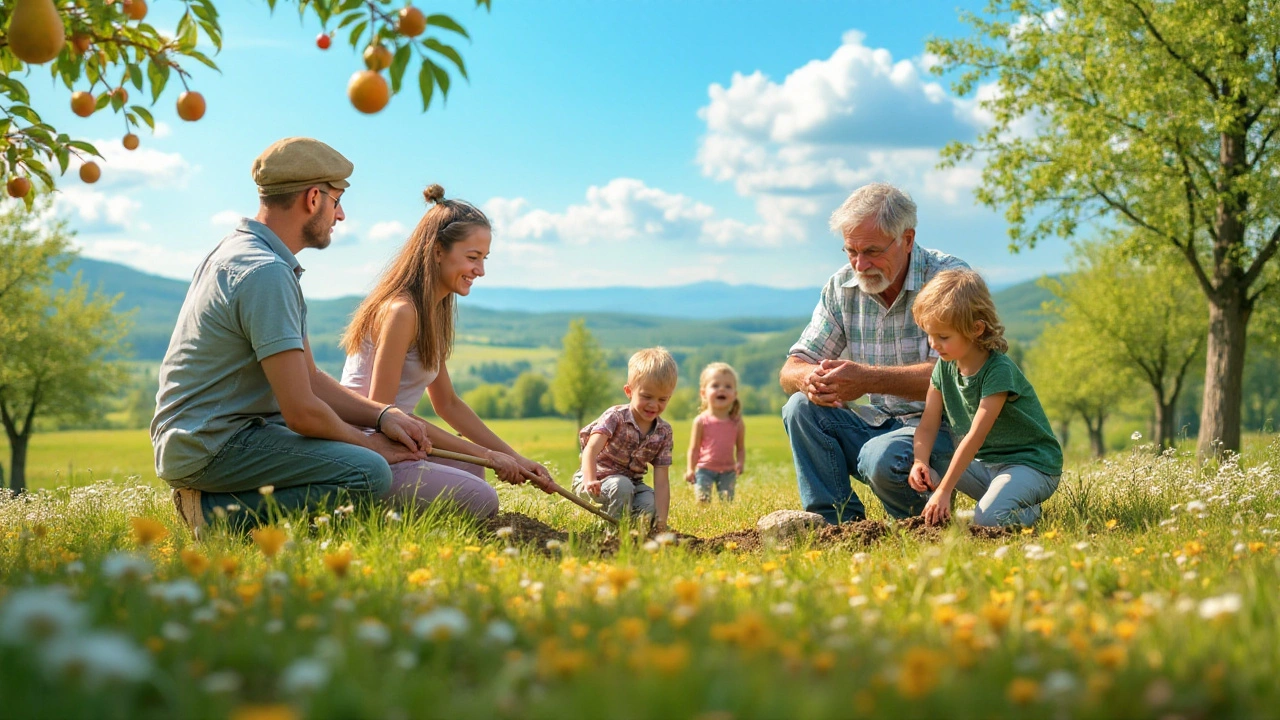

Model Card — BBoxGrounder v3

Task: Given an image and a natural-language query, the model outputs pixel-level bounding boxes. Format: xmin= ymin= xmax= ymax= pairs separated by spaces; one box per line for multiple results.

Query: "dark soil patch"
xmin=815 ymin=519 xmax=891 ymax=546
xmin=969 ymin=524 xmax=1020 ymax=540
xmin=486 ymin=512 xmax=567 ymax=550
xmin=896 ymin=516 xmax=944 ymax=541
xmin=684 ymin=529 xmax=763 ymax=553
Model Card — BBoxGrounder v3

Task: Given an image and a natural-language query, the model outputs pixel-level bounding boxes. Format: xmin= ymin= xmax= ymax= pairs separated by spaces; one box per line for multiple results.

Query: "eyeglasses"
xmin=322 ymin=190 xmax=342 ymax=209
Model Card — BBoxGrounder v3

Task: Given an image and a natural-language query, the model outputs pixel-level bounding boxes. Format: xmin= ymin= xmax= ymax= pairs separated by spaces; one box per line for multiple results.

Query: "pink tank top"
xmin=696 ymin=414 xmax=741 ymax=472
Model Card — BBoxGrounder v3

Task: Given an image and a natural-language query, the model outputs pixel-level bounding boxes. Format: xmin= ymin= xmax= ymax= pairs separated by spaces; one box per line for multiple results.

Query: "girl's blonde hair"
xmin=341 ymin=184 xmax=489 ymax=372
xmin=911 ymin=269 xmax=1008 ymax=353
xmin=697 ymin=362 xmax=742 ymax=419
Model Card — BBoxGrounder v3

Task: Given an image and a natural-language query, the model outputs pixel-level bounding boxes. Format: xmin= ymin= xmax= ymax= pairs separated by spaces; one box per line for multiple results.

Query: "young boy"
xmin=572 ymin=347 xmax=677 ymax=530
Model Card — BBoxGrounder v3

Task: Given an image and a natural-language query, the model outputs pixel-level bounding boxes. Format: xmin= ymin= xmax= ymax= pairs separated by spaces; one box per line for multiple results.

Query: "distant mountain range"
xmin=57 ymin=258 xmax=1055 ymax=361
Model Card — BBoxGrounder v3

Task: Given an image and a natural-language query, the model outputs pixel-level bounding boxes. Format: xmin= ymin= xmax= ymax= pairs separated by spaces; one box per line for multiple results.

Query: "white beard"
xmin=853 ymin=270 xmax=892 ymax=295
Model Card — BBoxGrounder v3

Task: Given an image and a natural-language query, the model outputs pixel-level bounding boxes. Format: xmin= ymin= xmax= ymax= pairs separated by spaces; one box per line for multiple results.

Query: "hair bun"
xmin=423 ymin=184 xmax=445 ymax=204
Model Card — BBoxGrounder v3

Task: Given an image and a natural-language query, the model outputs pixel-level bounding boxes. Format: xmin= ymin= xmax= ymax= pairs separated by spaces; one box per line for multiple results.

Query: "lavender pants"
xmin=385 ymin=456 xmax=499 ymax=519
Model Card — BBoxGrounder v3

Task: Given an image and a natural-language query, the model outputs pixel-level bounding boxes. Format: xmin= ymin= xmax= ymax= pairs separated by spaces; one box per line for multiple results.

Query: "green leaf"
xmin=110 ymin=90 xmax=125 ymax=112
xmin=66 ymin=140 xmax=100 ymax=155
xmin=389 ymin=44 xmax=412 ymax=94
xmin=130 ymin=64 xmax=144 ymax=90
xmin=336 ymin=11 xmax=363 ymax=30
xmin=187 ymin=50 xmax=220 ymax=72
xmin=147 ymin=58 xmax=171 ymax=103
xmin=417 ymin=61 xmax=434 ymax=111
xmin=425 ymin=39 xmax=467 ymax=81
xmin=426 ymin=14 xmax=470 ymax=40
xmin=95 ymin=93 xmax=112 ymax=111
xmin=25 ymin=158 xmax=53 ymax=188
xmin=348 ymin=20 xmax=369 ymax=48
xmin=130 ymin=106 xmax=155 ymax=130
xmin=428 ymin=59 xmax=450 ymax=99
xmin=0 ymin=76 xmax=31 ymax=105
xmin=177 ymin=13 xmax=199 ymax=50
xmin=86 ymin=55 xmax=101 ymax=85
xmin=10 ymin=105 xmax=41 ymax=124
xmin=56 ymin=146 xmax=70 ymax=174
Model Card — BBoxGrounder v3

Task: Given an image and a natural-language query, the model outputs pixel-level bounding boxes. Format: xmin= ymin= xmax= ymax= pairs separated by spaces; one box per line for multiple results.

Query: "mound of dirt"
xmin=684 ymin=529 xmax=763 ymax=553
xmin=815 ymin=519 xmax=891 ymax=546
xmin=895 ymin=516 xmax=944 ymax=541
xmin=968 ymin=524 xmax=1020 ymax=540
xmin=486 ymin=512 xmax=568 ymax=550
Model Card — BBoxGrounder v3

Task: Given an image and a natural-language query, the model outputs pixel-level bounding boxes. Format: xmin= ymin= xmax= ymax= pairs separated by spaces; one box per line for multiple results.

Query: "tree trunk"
xmin=1197 ymin=291 xmax=1249 ymax=457
xmin=1056 ymin=419 xmax=1071 ymax=451
xmin=7 ymin=432 xmax=28 ymax=494
xmin=1083 ymin=413 xmax=1106 ymax=458
xmin=1153 ymin=397 xmax=1177 ymax=452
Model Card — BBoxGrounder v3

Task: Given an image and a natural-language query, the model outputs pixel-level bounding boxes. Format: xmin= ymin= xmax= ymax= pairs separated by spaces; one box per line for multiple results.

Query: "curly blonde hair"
xmin=911 ymin=269 xmax=1008 ymax=353
xmin=697 ymin=363 xmax=742 ymax=419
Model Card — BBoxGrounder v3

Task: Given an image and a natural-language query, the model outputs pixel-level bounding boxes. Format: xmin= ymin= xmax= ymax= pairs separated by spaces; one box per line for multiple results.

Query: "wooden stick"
xmin=428 ymin=448 xmax=619 ymax=526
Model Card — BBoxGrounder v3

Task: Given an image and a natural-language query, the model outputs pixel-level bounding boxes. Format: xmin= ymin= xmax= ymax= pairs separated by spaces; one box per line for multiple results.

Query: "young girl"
xmin=340 ymin=184 xmax=552 ymax=518
xmin=908 ymin=269 xmax=1062 ymax=527
xmin=684 ymin=363 xmax=746 ymax=502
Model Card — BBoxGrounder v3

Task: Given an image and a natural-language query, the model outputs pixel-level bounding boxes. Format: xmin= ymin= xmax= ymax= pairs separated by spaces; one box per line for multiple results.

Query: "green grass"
xmin=3 ymin=422 xmax=1280 ymax=719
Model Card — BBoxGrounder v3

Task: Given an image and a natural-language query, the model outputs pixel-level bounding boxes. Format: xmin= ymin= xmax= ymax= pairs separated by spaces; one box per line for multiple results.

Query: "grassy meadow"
xmin=2 ymin=418 xmax=1280 ymax=719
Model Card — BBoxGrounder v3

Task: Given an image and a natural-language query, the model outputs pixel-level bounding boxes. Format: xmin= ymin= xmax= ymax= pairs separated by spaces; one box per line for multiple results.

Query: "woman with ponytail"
xmin=340 ymin=184 xmax=553 ymax=518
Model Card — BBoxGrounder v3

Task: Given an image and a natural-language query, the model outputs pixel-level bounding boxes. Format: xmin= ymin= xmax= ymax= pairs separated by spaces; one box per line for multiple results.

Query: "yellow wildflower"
xmin=897 ymin=647 xmax=944 ymax=698
xmin=251 ymin=527 xmax=288 ymax=559
xmin=605 ymin=566 xmax=638 ymax=594
xmin=1105 ymin=519 xmax=1118 ymax=530
xmin=218 ymin=556 xmax=240 ymax=578
xmin=812 ymin=650 xmax=837 ymax=674
xmin=180 ymin=548 xmax=209 ymax=575
xmin=1007 ymin=677 xmax=1039 ymax=705
xmin=407 ymin=568 xmax=432 ymax=587
xmin=1114 ymin=620 xmax=1138 ymax=641
xmin=724 ymin=541 xmax=738 ymax=550
xmin=230 ymin=705 xmax=300 ymax=720
xmin=1095 ymin=644 xmax=1128 ymax=669
xmin=570 ymin=623 xmax=589 ymax=640
xmin=130 ymin=517 xmax=170 ymax=547
xmin=324 ymin=549 xmax=353 ymax=578
xmin=616 ymin=617 xmax=646 ymax=642
xmin=674 ymin=580 xmax=701 ymax=606
xmin=235 ymin=582 xmax=262 ymax=605
xmin=642 ymin=642 xmax=690 ymax=675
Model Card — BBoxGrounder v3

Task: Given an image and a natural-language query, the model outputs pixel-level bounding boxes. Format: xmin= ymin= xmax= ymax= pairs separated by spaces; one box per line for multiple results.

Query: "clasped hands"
xmin=803 ymin=359 xmax=871 ymax=408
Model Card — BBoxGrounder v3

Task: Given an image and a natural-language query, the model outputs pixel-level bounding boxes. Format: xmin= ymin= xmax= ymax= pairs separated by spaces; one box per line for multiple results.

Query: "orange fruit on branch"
xmin=364 ymin=43 xmax=393 ymax=71
xmin=122 ymin=133 xmax=140 ymax=150
xmin=348 ymin=70 xmax=390 ymax=114
xmin=7 ymin=177 xmax=32 ymax=199
xmin=123 ymin=0 xmax=148 ymax=22
xmin=177 ymin=91 xmax=206 ymax=121
xmin=397 ymin=6 xmax=426 ymax=37
xmin=79 ymin=162 xmax=101 ymax=184
xmin=7 ymin=0 xmax=66 ymax=64
xmin=71 ymin=91 xmax=96 ymax=117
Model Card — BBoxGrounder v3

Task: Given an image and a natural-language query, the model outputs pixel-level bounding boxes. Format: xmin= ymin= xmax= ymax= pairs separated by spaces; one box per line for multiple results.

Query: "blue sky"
xmin=25 ymin=0 xmax=1071 ymax=298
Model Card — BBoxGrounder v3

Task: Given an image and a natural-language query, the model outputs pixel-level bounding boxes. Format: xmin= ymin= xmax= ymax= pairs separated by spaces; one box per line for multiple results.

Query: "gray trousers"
xmin=168 ymin=420 xmax=392 ymax=527
xmin=948 ymin=460 xmax=1060 ymax=527
xmin=571 ymin=471 xmax=656 ymax=521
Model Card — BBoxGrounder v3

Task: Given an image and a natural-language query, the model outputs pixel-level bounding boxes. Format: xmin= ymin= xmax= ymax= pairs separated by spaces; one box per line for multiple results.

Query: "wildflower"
xmin=496 ymin=526 xmax=514 ymax=539
xmin=605 ymin=566 xmax=638 ymax=593
xmin=724 ymin=541 xmax=738 ymax=550
xmin=641 ymin=642 xmax=690 ymax=675
xmin=1105 ymin=519 xmax=1119 ymax=530
xmin=180 ymin=548 xmax=209 ymax=575
xmin=323 ymin=549 xmax=353 ymax=578
xmin=280 ymin=658 xmax=329 ymax=694
xmin=230 ymin=705 xmax=298 ymax=720
xmin=385 ymin=509 xmax=402 ymax=522
xmin=0 ymin=586 xmax=85 ymax=645
xmin=130 ymin=517 xmax=170 ymax=547
xmin=771 ymin=602 xmax=796 ymax=616
xmin=162 ymin=622 xmax=191 ymax=643
xmin=101 ymin=551 xmax=153 ymax=583
xmin=412 ymin=608 xmax=469 ymax=641
xmin=201 ymin=670 xmax=242 ymax=694
xmin=1007 ymin=677 xmax=1040 ymax=705
xmin=235 ymin=582 xmax=263 ymax=605
xmin=1041 ymin=670 xmax=1078 ymax=698
xmin=41 ymin=632 xmax=152 ymax=687
xmin=407 ymin=568 xmax=433 ymax=587
xmin=503 ymin=547 xmax=520 ymax=557
xmin=1185 ymin=500 xmax=1206 ymax=514
xmin=1094 ymin=644 xmax=1128 ymax=669
xmin=148 ymin=580 xmax=203 ymax=606
xmin=993 ymin=546 xmax=1010 ymax=559
xmin=251 ymin=527 xmax=289 ymax=559
xmin=355 ymin=619 xmax=391 ymax=647
xmin=897 ymin=647 xmax=945 ymax=698
xmin=673 ymin=580 xmax=700 ymax=606
xmin=218 ymin=556 xmax=240 ymax=578
xmin=1198 ymin=593 xmax=1243 ymax=620
xmin=393 ymin=650 xmax=417 ymax=670
xmin=1131 ymin=431 xmax=1143 ymax=441
xmin=258 ymin=485 xmax=275 ymax=496
xmin=484 ymin=620 xmax=517 ymax=645
xmin=655 ymin=532 xmax=677 ymax=546
xmin=812 ymin=650 xmax=837 ymax=674
xmin=643 ymin=540 xmax=660 ymax=552
xmin=545 ymin=540 xmax=562 ymax=551
xmin=617 ymin=617 xmax=646 ymax=641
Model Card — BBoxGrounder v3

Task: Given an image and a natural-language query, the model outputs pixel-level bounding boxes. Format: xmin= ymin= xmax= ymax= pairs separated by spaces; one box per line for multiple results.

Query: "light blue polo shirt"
xmin=151 ymin=218 xmax=308 ymax=480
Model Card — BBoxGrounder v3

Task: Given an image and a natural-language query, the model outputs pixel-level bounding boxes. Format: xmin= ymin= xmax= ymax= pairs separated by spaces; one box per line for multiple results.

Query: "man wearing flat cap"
xmin=152 ymin=137 xmax=431 ymax=534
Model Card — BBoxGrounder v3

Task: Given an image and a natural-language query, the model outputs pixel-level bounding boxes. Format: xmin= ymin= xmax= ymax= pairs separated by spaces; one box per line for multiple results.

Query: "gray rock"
xmin=756 ymin=510 xmax=825 ymax=542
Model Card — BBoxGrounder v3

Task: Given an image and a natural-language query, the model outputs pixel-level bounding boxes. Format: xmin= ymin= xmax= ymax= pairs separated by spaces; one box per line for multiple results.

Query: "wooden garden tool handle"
xmin=428 ymin=448 xmax=619 ymax=526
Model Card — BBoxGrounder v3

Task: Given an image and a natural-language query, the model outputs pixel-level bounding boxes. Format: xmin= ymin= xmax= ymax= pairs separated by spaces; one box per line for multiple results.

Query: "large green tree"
xmin=1043 ymin=240 xmax=1206 ymax=450
xmin=1 ymin=0 xmax=485 ymax=201
xmin=551 ymin=319 xmax=610 ymax=429
xmin=931 ymin=0 xmax=1280 ymax=456
xmin=0 ymin=202 xmax=130 ymax=492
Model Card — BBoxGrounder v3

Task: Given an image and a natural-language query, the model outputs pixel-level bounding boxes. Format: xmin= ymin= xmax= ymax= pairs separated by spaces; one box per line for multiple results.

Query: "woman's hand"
xmin=379 ymin=408 xmax=432 ymax=454
xmin=514 ymin=456 xmax=557 ymax=495
xmin=486 ymin=451 xmax=527 ymax=486
xmin=922 ymin=489 xmax=952 ymax=526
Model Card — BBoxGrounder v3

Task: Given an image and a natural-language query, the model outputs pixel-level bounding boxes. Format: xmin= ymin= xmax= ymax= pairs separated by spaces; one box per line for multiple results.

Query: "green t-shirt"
xmin=931 ymin=351 xmax=1063 ymax=476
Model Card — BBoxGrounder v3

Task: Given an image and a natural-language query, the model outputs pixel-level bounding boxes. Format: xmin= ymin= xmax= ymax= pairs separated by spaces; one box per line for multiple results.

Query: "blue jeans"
xmin=781 ymin=393 xmax=956 ymax=524
xmin=168 ymin=420 xmax=393 ymax=528
xmin=694 ymin=468 xmax=737 ymax=502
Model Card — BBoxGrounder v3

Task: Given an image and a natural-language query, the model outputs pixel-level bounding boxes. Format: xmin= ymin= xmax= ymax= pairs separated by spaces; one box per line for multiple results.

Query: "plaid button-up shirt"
xmin=788 ymin=244 xmax=969 ymax=423
xmin=579 ymin=404 xmax=673 ymax=480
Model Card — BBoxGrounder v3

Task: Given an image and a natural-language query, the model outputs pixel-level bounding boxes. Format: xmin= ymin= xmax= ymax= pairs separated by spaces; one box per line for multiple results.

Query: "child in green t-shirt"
xmin=908 ymin=269 xmax=1063 ymax=527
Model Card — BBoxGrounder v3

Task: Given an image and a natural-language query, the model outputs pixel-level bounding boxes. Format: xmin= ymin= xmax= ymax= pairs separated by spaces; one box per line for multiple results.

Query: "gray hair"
xmin=828 ymin=182 xmax=917 ymax=240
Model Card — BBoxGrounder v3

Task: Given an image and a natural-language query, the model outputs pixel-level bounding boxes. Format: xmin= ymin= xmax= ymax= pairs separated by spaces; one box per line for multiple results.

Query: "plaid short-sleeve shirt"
xmin=788 ymin=244 xmax=969 ymax=423
xmin=579 ymin=404 xmax=673 ymax=480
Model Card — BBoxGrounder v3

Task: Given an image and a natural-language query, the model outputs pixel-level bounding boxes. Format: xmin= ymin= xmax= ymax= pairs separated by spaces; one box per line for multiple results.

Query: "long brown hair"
xmin=341 ymin=184 xmax=490 ymax=371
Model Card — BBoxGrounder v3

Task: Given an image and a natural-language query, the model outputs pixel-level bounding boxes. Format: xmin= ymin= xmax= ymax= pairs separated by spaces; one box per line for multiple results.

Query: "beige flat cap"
xmin=252 ymin=137 xmax=354 ymax=197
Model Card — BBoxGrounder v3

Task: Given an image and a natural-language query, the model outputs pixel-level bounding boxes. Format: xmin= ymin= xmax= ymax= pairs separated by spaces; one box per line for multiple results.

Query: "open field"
xmin=4 ymin=420 xmax=1280 ymax=719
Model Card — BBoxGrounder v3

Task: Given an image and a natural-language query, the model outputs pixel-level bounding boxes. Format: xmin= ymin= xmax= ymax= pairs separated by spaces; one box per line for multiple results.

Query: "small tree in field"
xmin=509 ymin=371 xmax=550 ymax=418
xmin=551 ymin=319 xmax=609 ymax=429
xmin=1044 ymin=241 xmax=1206 ymax=450
xmin=0 ymin=203 xmax=130 ymax=492
xmin=1028 ymin=319 xmax=1138 ymax=457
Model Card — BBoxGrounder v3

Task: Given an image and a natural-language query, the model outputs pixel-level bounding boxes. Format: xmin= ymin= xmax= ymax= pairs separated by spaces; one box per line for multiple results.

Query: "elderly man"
xmin=152 ymin=137 xmax=430 ymax=534
xmin=780 ymin=183 xmax=969 ymax=524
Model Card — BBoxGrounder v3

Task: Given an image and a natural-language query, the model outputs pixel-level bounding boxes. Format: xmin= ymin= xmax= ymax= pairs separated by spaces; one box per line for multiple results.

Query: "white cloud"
xmin=366 ymin=220 xmax=408 ymax=243
xmin=73 ymin=140 xmax=194 ymax=190
xmin=54 ymin=187 xmax=145 ymax=234
xmin=75 ymin=238 xmax=206 ymax=281
xmin=209 ymin=210 xmax=242 ymax=228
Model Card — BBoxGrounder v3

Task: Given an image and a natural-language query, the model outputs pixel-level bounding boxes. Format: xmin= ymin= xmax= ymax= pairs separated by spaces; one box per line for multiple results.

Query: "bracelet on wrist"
xmin=374 ymin=404 xmax=393 ymax=433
